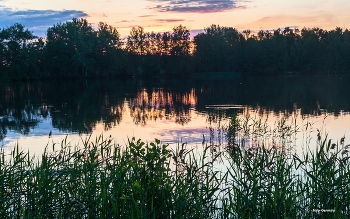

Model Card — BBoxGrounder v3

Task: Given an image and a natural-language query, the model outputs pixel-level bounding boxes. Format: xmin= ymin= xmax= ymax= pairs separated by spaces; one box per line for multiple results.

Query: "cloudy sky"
xmin=1 ymin=0 xmax=350 ymax=38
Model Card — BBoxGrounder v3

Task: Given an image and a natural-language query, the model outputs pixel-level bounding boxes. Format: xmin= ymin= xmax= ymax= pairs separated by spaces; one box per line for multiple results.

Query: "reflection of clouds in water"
xmin=1 ymin=137 xmax=16 ymax=148
xmin=27 ymin=119 xmax=52 ymax=136
xmin=1 ymin=118 xmax=71 ymax=150
xmin=155 ymin=126 xmax=207 ymax=145
xmin=17 ymin=119 xmax=71 ymax=137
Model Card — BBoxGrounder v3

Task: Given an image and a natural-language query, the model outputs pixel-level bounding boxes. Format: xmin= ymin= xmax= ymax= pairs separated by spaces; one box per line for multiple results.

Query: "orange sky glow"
xmin=1 ymin=0 xmax=350 ymax=38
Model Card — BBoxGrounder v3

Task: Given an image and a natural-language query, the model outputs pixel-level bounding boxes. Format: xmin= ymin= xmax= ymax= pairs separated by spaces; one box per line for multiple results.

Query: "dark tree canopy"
xmin=0 ymin=23 xmax=40 ymax=79
xmin=1 ymin=19 xmax=350 ymax=80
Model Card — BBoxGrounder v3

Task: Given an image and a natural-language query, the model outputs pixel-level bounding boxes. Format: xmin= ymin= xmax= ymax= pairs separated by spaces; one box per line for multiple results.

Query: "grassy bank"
xmin=1 ymin=130 xmax=350 ymax=218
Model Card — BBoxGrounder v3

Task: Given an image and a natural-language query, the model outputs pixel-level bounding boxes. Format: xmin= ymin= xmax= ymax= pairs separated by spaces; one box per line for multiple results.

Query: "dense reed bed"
xmin=1 ymin=117 xmax=350 ymax=218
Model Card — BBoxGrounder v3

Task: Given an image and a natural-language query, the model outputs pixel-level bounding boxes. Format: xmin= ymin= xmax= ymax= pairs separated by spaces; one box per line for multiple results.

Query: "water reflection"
xmin=0 ymin=84 xmax=44 ymax=140
xmin=129 ymin=88 xmax=196 ymax=126
xmin=1 ymin=75 xmax=350 ymax=150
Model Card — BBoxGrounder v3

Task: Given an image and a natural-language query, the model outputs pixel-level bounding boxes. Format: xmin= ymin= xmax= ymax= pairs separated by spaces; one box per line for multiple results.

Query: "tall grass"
xmin=1 ymin=117 xmax=350 ymax=218
xmin=0 ymin=136 xmax=221 ymax=218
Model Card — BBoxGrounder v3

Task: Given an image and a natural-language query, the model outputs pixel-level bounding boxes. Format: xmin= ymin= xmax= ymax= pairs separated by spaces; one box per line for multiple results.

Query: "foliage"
xmin=194 ymin=25 xmax=350 ymax=75
xmin=0 ymin=135 xmax=220 ymax=218
xmin=125 ymin=25 xmax=192 ymax=76
xmin=1 ymin=123 xmax=350 ymax=218
xmin=44 ymin=18 xmax=125 ymax=78
xmin=0 ymin=23 xmax=41 ymax=79
xmin=2 ymin=18 xmax=350 ymax=80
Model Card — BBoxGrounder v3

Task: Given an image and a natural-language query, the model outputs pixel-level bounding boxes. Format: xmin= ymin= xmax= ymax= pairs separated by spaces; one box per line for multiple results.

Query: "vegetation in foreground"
xmin=1 ymin=18 xmax=350 ymax=80
xmin=1 ymin=118 xmax=350 ymax=218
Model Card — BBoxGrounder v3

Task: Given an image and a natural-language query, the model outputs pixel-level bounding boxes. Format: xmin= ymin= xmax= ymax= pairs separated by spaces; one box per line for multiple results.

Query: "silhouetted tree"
xmin=92 ymin=22 xmax=125 ymax=76
xmin=45 ymin=18 xmax=96 ymax=77
xmin=194 ymin=24 xmax=244 ymax=73
xmin=0 ymin=23 xmax=39 ymax=79
xmin=2 ymin=19 xmax=350 ymax=79
xmin=170 ymin=25 xmax=190 ymax=56
xmin=126 ymin=26 xmax=148 ymax=56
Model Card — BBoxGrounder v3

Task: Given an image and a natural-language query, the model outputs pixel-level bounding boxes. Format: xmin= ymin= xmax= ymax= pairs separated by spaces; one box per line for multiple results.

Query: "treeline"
xmin=0 ymin=18 xmax=192 ymax=79
xmin=1 ymin=18 xmax=350 ymax=80
xmin=194 ymin=25 xmax=350 ymax=74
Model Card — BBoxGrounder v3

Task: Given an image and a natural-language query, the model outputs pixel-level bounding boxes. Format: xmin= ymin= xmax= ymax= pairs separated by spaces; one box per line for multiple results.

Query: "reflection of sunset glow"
xmin=181 ymin=88 xmax=196 ymax=106
xmin=2 ymin=78 xmax=350 ymax=160
xmin=128 ymin=88 xmax=197 ymax=125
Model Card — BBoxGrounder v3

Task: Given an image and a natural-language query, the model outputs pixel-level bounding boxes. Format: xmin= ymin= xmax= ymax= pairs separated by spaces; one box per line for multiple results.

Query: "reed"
xmin=0 ymin=135 xmax=221 ymax=218
xmin=1 ymin=118 xmax=349 ymax=218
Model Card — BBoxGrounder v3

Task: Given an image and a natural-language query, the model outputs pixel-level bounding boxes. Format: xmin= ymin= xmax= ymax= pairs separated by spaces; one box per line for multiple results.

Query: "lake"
xmin=1 ymin=74 xmax=350 ymax=155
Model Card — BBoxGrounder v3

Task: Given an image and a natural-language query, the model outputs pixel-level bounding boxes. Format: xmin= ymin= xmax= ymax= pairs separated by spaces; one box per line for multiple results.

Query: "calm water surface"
xmin=1 ymin=74 xmax=350 ymax=155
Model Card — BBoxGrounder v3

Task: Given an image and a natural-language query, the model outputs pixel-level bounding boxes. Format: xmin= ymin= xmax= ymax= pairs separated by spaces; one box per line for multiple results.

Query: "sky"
xmin=1 ymin=0 xmax=350 ymax=38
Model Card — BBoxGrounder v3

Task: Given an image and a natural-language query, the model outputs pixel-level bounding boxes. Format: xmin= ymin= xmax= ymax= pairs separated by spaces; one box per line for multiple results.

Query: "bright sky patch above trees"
xmin=0 ymin=0 xmax=349 ymax=38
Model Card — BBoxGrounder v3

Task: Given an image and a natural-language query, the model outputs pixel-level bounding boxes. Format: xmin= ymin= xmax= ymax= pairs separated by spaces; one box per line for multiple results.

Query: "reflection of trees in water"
xmin=0 ymin=84 xmax=44 ymax=140
xmin=128 ymin=88 xmax=196 ymax=125
xmin=102 ymin=105 xmax=125 ymax=130
xmin=0 ymin=114 xmax=41 ymax=135
xmin=0 ymin=121 xmax=6 ymax=141
xmin=0 ymin=80 xmax=199 ymax=140
xmin=2 ymin=75 xmax=350 ymax=141
xmin=47 ymin=89 xmax=126 ymax=134
xmin=0 ymin=81 xmax=127 ymax=139
xmin=195 ymin=75 xmax=350 ymax=119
